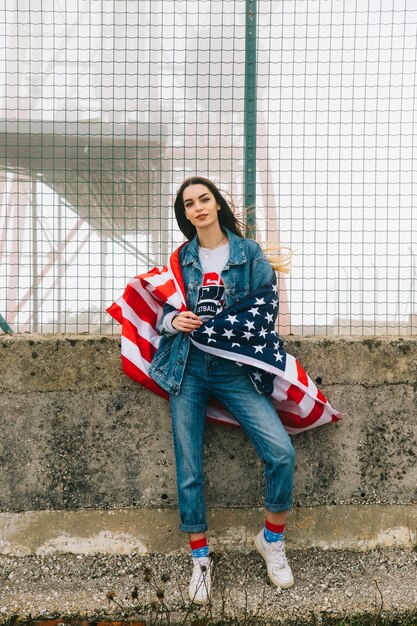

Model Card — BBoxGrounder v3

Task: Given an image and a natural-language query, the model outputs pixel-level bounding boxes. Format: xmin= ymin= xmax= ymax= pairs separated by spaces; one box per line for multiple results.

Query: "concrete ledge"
xmin=0 ymin=505 xmax=416 ymax=556
xmin=1 ymin=334 xmax=417 ymax=393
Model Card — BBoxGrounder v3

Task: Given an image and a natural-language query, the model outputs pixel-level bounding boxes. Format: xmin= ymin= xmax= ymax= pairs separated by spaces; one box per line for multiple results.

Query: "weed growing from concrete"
xmin=103 ymin=553 xmax=271 ymax=626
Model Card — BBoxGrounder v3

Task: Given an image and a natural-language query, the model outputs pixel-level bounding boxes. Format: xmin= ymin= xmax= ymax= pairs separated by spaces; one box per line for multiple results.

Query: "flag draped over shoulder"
xmin=107 ymin=247 xmax=343 ymax=435
xmin=106 ymin=245 xmax=187 ymax=400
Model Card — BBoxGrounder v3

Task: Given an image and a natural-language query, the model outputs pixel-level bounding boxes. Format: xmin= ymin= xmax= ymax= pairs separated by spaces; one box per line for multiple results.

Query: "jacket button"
xmin=178 ymin=358 xmax=184 ymax=365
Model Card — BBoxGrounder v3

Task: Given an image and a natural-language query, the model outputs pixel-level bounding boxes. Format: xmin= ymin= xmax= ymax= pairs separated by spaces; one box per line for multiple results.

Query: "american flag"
xmin=107 ymin=246 xmax=343 ymax=435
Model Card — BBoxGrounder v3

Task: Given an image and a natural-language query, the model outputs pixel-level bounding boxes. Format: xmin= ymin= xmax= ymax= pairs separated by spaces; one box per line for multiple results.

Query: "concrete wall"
xmin=0 ymin=334 xmax=416 ymax=554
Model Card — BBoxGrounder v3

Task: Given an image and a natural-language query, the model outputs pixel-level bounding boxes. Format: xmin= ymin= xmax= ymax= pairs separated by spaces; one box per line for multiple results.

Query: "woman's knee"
xmin=285 ymin=442 xmax=295 ymax=468
xmin=268 ymin=438 xmax=295 ymax=471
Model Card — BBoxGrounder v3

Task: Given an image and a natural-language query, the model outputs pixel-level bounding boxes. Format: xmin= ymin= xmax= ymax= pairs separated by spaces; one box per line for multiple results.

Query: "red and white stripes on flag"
xmin=106 ymin=246 xmax=187 ymax=400
xmin=107 ymin=247 xmax=343 ymax=435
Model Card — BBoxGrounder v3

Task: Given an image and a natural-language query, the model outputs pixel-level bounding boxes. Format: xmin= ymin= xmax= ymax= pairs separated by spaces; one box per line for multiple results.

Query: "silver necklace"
xmin=200 ymin=234 xmax=226 ymax=259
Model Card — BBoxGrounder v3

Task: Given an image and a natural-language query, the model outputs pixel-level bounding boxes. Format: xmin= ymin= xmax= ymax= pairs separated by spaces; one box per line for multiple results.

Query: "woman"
xmin=148 ymin=176 xmax=295 ymax=604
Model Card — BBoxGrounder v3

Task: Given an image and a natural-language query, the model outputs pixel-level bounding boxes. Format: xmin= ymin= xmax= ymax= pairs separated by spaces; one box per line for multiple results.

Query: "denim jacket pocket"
xmin=149 ymin=332 xmax=190 ymax=394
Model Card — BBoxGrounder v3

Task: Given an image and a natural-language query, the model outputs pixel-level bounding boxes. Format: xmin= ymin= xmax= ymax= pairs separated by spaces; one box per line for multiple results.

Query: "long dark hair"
xmin=174 ymin=176 xmax=244 ymax=241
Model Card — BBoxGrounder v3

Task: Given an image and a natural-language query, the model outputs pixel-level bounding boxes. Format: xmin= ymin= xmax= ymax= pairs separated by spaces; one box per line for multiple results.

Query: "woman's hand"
xmin=172 ymin=311 xmax=203 ymax=333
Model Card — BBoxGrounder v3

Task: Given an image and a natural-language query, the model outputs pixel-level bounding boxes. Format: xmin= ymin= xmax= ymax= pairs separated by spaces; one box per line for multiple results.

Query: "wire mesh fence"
xmin=0 ymin=0 xmax=416 ymax=335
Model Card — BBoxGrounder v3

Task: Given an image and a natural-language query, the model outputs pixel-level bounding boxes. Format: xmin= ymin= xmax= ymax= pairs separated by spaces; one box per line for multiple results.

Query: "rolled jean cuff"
xmin=264 ymin=501 xmax=292 ymax=513
xmin=180 ymin=522 xmax=208 ymax=533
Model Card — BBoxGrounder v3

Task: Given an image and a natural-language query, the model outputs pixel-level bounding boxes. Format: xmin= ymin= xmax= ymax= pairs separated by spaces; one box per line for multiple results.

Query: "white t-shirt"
xmin=163 ymin=242 xmax=230 ymax=334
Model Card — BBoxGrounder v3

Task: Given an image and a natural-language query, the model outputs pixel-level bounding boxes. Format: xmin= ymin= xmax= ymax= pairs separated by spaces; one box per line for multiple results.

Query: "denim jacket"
xmin=148 ymin=228 xmax=276 ymax=395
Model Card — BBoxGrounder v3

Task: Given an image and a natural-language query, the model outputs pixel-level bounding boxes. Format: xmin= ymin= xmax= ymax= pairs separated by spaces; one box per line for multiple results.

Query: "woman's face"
xmin=183 ymin=184 xmax=220 ymax=232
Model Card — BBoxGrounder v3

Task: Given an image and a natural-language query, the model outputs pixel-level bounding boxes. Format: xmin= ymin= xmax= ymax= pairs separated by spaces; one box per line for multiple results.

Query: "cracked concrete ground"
xmin=0 ymin=548 xmax=416 ymax=625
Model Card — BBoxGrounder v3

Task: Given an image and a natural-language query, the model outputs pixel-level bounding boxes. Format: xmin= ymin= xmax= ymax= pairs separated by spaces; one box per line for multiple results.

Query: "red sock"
xmin=265 ymin=519 xmax=285 ymax=534
xmin=190 ymin=537 xmax=208 ymax=551
xmin=190 ymin=537 xmax=209 ymax=557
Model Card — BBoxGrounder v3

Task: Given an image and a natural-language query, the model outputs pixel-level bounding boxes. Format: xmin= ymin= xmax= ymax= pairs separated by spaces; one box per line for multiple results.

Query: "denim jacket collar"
xmin=181 ymin=228 xmax=247 ymax=268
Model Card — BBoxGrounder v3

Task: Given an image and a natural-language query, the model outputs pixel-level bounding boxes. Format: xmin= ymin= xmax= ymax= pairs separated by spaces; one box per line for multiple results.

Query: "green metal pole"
xmin=0 ymin=313 xmax=13 ymax=334
xmin=244 ymin=0 xmax=257 ymax=238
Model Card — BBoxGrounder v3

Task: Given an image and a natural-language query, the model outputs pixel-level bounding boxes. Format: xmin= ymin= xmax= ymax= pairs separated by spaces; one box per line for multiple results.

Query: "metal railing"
xmin=0 ymin=0 xmax=416 ymax=335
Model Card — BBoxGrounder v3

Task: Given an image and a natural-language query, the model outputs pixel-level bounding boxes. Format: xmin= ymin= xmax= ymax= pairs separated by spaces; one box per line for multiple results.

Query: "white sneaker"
xmin=188 ymin=556 xmax=212 ymax=605
xmin=254 ymin=529 xmax=294 ymax=589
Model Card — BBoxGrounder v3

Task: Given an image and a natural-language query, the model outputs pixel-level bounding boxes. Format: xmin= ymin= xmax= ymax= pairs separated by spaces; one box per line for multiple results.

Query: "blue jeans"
xmin=170 ymin=344 xmax=295 ymax=533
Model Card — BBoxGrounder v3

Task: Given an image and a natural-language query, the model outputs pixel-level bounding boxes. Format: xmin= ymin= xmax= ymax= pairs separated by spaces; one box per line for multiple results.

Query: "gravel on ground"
xmin=0 ymin=547 xmax=416 ymax=625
